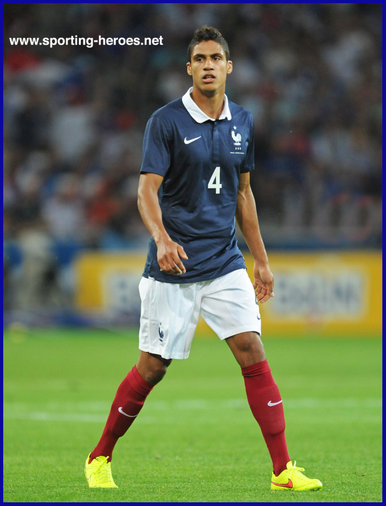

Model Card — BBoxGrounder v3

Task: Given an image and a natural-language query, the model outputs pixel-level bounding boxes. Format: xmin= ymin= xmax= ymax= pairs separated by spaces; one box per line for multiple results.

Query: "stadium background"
xmin=3 ymin=3 xmax=381 ymax=336
xmin=3 ymin=3 xmax=382 ymax=502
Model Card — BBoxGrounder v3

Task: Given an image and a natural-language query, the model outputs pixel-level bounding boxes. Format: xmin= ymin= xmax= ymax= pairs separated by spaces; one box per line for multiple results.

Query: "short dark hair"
xmin=187 ymin=25 xmax=230 ymax=62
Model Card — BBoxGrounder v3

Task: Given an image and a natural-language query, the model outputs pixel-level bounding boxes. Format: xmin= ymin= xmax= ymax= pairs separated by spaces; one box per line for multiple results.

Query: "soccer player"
xmin=85 ymin=26 xmax=322 ymax=492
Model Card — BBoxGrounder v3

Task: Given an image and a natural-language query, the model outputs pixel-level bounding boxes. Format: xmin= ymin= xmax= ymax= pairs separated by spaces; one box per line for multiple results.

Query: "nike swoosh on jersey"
xmin=184 ymin=136 xmax=202 ymax=144
xmin=267 ymin=400 xmax=283 ymax=407
xmin=118 ymin=406 xmax=138 ymax=418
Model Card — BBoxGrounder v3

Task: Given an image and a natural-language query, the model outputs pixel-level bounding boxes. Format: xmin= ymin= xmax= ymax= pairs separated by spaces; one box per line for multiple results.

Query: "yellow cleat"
xmin=271 ymin=461 xmax=322 ymax=491
xmin=85 ymin=454 xmax=118 ymax=488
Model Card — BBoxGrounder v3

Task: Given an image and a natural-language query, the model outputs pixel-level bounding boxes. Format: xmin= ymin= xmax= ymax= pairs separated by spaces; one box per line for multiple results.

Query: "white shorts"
xmin=138 ymin=268 xmax=261 ymax=359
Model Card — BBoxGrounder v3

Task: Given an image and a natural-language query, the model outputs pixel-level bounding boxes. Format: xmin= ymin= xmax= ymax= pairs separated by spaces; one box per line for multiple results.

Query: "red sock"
xmin=90 ymin=365 xmax=153 ymax=461
xmin=242 ymin=360 xmax=290 ymax=475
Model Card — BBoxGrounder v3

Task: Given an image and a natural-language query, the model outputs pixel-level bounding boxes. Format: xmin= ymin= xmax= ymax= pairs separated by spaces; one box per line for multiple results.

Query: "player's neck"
xmin=190 ymin=87 xmax=225 ymax=120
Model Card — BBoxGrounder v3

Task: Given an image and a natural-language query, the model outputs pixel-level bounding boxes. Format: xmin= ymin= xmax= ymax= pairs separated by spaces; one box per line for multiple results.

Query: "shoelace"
xmin=288 ymin=461 xmax=306 ymax=480
xmin=93 ymin=457 xmax=113 ymax=483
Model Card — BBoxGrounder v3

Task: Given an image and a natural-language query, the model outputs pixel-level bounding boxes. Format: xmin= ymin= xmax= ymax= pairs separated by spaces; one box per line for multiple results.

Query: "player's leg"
xmin=89 ymin=351 xmax=171 ymax=461
xmin=225 ymin=329 xmax=265 ymax=367
xmin=85 ymin=276 xmax=200 ymax=488
xmin=200 ymin=269 xmax=322 ymax=491
xmin=200 ymin=270 xmax=289 ymax=473
xmin=85 ymin=352 xmax=171 ymax=488
xmin=226 ymin=331 xmax=290 ymax=476
xmin=227 ymin=333 xmax=322 ymax=491
xmin=136 ymin=350 xmax=172 ymax=384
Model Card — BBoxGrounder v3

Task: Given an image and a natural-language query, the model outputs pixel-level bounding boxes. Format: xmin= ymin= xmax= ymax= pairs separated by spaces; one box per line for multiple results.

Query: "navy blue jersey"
xmin=140 ymin=88 xmax=255 ymax=283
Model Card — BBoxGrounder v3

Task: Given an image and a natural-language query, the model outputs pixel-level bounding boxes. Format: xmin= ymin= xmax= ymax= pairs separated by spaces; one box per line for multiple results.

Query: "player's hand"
xmin=253 ymin=262 xmax=274 ymax=303
xmin=156 ymin=236 xmax=188 ymax=275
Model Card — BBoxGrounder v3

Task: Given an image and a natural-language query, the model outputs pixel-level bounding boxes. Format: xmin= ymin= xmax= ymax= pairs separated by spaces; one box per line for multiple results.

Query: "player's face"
xmin=186 ymin=40 xmax=232 ymax=96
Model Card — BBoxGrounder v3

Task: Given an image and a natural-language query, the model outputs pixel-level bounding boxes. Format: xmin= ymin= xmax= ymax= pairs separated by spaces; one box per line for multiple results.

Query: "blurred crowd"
xmin=3 ymin=3 xmax=382 ymax=310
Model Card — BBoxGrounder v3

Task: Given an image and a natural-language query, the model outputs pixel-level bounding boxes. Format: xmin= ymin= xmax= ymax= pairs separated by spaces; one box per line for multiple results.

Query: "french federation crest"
xmin=231 ymin=126 xmax=242 ymax=146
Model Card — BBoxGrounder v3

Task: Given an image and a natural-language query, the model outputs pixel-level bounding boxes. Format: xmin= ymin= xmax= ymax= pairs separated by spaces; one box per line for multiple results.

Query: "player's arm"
xmin=235 ymin=172 xmax=274 ymax=303
xmin=137 ymin=173 xmax=188 ymax=275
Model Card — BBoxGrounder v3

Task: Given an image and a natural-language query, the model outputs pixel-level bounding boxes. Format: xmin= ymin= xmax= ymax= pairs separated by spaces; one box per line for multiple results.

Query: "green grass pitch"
xmin=3 ymin=327 xmax=382 ymax=502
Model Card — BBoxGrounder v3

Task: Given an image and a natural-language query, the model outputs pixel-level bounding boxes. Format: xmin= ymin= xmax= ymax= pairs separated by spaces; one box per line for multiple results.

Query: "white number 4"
xmin=207 ymin=166 xmax=222 ymax=194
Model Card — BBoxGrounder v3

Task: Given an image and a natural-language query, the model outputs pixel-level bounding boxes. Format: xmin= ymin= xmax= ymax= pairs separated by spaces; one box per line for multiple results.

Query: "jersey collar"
xmin=182 ymin=87 xmax=232 ymax=123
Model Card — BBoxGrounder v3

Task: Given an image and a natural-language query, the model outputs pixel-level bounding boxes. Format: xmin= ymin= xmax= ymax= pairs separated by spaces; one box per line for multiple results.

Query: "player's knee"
xmin=138 ymin=354 xmax=172 ymax=385
xmin=227 ymin=332 xmax=266 ymax=367
xmin=148 ymin=364 xmax=170 ymax=385
xmin=235 ymin=332 xmax=265 ymax=354
xmin=153 ymin=358 xmax=171 ymax=382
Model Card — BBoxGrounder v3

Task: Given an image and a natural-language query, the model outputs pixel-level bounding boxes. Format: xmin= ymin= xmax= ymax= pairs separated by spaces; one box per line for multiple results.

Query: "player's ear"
xmin=186 ymin=62 xmax=192 ymax=76
xmin=227 ymin=60 xmax=233 ymax=75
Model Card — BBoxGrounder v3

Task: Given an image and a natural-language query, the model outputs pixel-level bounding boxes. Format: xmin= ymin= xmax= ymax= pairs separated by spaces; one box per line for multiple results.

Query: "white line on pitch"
xmin=3 ymin=397 xmax=381 ymax=423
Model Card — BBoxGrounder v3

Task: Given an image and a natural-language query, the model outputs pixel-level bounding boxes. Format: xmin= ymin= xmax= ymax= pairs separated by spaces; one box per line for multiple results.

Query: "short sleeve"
xmin=140 ymin=115 xmax=170 ymax=176
xmin=240 ymin=113 xmax=255 ymax=173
